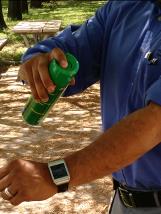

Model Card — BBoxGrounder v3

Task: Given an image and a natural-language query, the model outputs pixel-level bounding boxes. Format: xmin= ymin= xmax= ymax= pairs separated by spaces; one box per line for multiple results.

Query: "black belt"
xmin=113 ymin=179 xmax=161 ymax=208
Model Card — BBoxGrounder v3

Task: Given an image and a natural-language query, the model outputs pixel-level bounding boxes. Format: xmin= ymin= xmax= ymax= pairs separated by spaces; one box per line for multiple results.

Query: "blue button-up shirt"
xmin=22 ymin=1 xmax=161 ymax=190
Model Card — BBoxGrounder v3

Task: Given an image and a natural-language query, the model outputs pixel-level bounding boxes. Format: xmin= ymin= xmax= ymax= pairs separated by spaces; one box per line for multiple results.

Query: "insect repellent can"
xmin=22 ymin=53 xmax=79 ymax=126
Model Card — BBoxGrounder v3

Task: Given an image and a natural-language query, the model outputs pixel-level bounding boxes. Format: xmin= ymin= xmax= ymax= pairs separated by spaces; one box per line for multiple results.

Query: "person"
xmin=1 ymin=0 xmax=161 ymax=213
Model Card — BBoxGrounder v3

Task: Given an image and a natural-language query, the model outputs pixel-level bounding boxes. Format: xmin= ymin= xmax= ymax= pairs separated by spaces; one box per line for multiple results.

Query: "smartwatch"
xmin=48 ymin=159 xmax=70 ymax=193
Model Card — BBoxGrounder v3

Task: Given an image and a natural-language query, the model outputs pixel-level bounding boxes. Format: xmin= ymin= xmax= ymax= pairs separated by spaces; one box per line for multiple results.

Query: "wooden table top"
xmin=13 ymin=20 xmax=62 ymax=34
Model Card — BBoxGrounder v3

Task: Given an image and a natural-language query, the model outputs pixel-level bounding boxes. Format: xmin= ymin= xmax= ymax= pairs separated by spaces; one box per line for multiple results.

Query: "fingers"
xmin=0 ymin=166 xmax=10 ymax=179
xmin=9 ymin=191 xmax=25 ymax=206
xmin=0 ymin=173 xmax=18 ymax=202
xmin=0 ymin=174 xmax=12 ymax=192
xmin=2 ymin=189 xmax=23 ymax=206
xmin=0 ymin=160 xmax=57 ymax=206
xmin=49 ymin=48 xmax=68 ymax=68
xmin=32 ymin=67 xmax=49 ymax=102
xmin=19 ymin=48 xmax=69 ymax=102
xmin=26 ymin=68 xmax=40 ymax=102
xmin=1 ymin=184 xmax=17 ymax=201
xmin=37 ymin=62 xmax=55 ymax=94
xmin=0 ymin=180 xmax=24 ymax=206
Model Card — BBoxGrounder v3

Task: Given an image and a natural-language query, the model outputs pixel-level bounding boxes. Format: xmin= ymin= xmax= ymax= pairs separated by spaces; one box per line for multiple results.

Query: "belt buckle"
xmin=118 ymin=187 xmax=136 ymax=208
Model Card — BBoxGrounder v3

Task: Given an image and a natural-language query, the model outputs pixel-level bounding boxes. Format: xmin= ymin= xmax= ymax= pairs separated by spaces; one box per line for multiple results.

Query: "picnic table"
xmin=12 ymin=20 xmax=61 ymax=47
xmin=0 ymin=39 xmax=8 ymax=51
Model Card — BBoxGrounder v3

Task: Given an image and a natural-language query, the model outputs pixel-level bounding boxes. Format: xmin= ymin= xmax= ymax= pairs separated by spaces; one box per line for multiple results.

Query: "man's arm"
xmin=0 ymin=102 xmax=160 ymax=205
xmin=65 ymin=102 xmax=161 ymax=187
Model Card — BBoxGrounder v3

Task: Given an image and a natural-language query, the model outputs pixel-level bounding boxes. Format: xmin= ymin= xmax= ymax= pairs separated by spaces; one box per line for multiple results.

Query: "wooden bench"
xmin=0 ymin=39 xmax=8 ymax=51
xmin=12 ymin=20 xmax=61 ymax=47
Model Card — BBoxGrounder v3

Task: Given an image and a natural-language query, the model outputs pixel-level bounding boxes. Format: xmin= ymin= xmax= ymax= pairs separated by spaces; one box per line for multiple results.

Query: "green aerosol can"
xmin=22 ymin=53 xmax=79 ymax=126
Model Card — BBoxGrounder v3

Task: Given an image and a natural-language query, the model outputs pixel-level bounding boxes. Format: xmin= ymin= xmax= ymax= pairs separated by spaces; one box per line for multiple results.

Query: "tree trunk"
xmin=8 ymin=0 xmax=22 ymax=20
xmin=0 ymin=0 xmax=7 ymax=30
xmin=30 ymin=0 xmax=42 ymax=8
xmin=21 ymin=0 xmax=28 ymax=14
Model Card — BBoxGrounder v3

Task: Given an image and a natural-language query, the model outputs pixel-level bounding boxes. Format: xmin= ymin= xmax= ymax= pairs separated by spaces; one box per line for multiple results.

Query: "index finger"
xmin=49 ymin=48 xmax=68 ymax=68
xmin=38 ymin=48 xmax=68 ymax=93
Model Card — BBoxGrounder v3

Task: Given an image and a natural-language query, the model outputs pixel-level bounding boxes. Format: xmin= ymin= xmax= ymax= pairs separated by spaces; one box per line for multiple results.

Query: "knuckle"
xmin=10 ymin=159 xmax=24 ymax=168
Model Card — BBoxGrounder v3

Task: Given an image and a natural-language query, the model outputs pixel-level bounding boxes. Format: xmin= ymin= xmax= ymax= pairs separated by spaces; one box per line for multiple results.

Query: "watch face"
xmin=50 ymin=163 xmax=68 ymax=179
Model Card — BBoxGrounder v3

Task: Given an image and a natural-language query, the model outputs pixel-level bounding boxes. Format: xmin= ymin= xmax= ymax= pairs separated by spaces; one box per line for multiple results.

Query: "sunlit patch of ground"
xmin=0 ymin=66 xmax=112 ymax=214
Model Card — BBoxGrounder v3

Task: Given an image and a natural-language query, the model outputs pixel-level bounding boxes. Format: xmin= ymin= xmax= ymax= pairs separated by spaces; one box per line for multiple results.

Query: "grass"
xmin=0 ymin=1 xmax=106 ymax=63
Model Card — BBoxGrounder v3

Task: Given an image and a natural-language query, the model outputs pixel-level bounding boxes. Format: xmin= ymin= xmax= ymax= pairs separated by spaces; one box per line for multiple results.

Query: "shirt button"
xmin=144 ymin=51 xmax=153 ymax=60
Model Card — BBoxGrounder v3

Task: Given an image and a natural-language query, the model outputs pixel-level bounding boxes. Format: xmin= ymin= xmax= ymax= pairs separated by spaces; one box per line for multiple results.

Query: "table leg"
xmin=33 ymin=34 xmax=40 ymax=43
xmin=43 ymin=34 xmax=49 ymax=39
xmin=21 ymin=34 xmax=30 ymax=47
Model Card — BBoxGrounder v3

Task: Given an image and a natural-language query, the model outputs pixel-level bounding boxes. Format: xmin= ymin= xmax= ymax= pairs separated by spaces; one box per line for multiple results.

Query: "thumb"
xmin=49 ymin=48 xmax=68 ymax=68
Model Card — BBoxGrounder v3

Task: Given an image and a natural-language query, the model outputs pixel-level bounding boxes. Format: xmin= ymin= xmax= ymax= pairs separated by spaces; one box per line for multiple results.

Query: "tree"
xmin=21 ymin=0 xmax=28 ymax=14
xmin=30 ymin=0 xmax=42 ymax=8
xmin=8 ymin=0 xmax=22 ymax=20
xmin=0 ymin=0 xmax=7 ymax=30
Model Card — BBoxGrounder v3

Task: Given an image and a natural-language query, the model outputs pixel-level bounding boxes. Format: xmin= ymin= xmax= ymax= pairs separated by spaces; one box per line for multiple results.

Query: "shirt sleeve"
xmin=21 ymin=2 xmax=112 ymax=96
xmin=145 ymin=78 xmax=161 ymax=106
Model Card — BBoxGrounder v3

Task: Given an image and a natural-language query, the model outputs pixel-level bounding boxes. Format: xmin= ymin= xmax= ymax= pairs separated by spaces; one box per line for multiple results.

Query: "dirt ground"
xmin=0 ymin=66 xmax=112 ymax=214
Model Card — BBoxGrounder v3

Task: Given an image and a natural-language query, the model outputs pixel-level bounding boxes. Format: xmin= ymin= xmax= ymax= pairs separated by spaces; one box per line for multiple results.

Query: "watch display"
xmin=48 ymin=159 xmax=70 ymax=189
xmin=50 ymin=163 xmax=68 ymax=179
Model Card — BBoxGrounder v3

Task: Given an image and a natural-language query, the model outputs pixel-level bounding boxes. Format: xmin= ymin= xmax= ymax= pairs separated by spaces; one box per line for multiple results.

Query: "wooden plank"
xmin=13 ymin=21 xmax=44 ymax=33
xmin=43 ymin=20 xmax=61 ymax=33
xmin=0 ymin=39 xmax=8 ymax=51
xmin=13 ymin=20 xmax=61 ymax=34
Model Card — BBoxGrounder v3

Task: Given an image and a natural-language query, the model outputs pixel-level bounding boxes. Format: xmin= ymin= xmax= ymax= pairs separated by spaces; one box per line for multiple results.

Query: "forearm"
xmin=65 ymin=102 xmax=161 ymax=187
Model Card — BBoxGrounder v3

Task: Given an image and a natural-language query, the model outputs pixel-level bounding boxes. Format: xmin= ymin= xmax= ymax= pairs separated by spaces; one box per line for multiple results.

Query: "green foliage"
xmin=0 ymin=0 xmax=106 ymax=63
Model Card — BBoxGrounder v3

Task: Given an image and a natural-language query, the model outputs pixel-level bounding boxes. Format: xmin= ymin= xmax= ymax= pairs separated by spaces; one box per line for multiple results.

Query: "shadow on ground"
xmin=0 ymin=66 xmax=112 ymax=214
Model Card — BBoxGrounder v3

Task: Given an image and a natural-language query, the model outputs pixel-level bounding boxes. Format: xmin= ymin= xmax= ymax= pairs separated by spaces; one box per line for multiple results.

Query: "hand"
xmin=0 ymin=159 xmax=57 ymax=206
xmin=18 ymin=48 xmax=70 ymax=102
